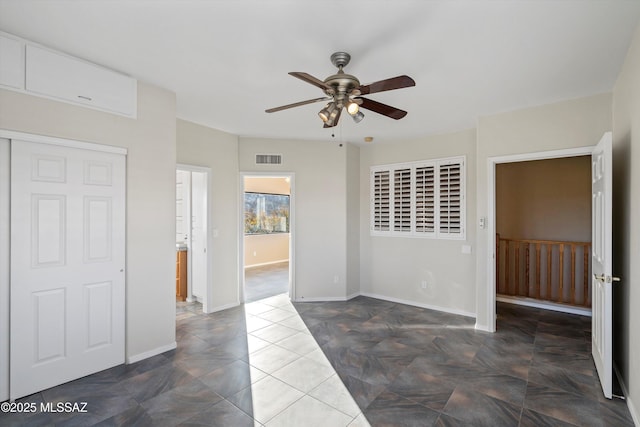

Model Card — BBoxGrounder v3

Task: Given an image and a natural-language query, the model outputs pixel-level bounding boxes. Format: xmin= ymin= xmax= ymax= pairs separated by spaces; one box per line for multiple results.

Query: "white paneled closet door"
xmin=10 ymin=140 xmax=125 ymax=400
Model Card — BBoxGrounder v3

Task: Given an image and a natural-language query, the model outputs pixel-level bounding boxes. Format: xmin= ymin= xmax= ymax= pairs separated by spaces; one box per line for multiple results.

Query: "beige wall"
xmin=359 ymin=129 xmax=477 ymax=315
xmin=239 ymin=137 xmax=348 ymax=300
xmin=612 ymin=21 xmax=640 ymax=424
xmin=496 ymin=156 xmax=591 ymax=242
xmin=244 ymin=233 xmax=289 ymax=267
xmin=245 ymin=176 xmax=290 ymax=194
xmin=176 ymin=119 xmax=239 ymax=311
xmin=475 ymin=93 xmax=612 ymax=330
xmin=0 ymin=84 xmax=178 ymax=361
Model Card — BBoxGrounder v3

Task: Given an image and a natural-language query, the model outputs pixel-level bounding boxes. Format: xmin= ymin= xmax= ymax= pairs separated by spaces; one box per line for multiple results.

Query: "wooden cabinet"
xmin=176 ymin=249 xmax=187 ymax=301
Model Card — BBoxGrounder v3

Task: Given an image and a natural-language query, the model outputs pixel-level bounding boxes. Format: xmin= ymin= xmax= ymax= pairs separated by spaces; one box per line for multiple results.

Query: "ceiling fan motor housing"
xmin=325 ymin=52 xmax=361 ymax=104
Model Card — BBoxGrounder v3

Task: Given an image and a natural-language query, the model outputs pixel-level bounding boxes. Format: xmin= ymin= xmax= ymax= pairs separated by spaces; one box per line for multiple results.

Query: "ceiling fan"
xmin=265 ymin=52 xmax=415 ymax=128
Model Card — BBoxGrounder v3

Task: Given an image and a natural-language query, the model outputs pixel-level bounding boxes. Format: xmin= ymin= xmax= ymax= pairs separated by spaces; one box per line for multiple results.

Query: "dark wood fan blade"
xmin=289 ymin=72 xmax=333 ymax=93
xmin=323 ymin=108 xmax=342 ymax=128
xmin=265 ymin=97 xmax=330 ymax=113
xmin=357 ymin=97 xmax=407 ymax=120
xmin=357 ymin=75 xmax=415 ymax=95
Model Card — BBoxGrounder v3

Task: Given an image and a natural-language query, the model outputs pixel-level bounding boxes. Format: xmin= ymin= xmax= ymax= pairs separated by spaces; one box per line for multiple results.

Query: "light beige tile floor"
xmin=240 ymin=293 xmax=368 ymax=426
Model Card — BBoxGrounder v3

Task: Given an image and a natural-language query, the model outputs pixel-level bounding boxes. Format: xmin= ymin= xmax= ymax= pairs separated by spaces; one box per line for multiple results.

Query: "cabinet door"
xmin=25 ymin=45 xmax=136 ymax=117
xmin=0 ymin=34 xmax=25 ymax=90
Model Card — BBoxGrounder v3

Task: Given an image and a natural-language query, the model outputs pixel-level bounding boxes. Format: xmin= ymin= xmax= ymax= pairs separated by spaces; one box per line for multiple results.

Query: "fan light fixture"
xmin=352 ymin=111 xmax=365 ymax=123
xmin=347 ymin=101 xmax=359 ymax=115
xmin=318 ymin=103 xmax=335 ymax=122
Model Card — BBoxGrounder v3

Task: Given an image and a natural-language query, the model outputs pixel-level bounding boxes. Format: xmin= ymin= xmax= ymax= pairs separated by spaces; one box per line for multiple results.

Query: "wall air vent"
xmin=255 ymin=154 xmax=282 ymax=165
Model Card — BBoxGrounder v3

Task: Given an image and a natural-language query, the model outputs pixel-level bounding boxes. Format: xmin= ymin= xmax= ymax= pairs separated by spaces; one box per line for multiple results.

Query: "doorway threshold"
xmin=497 ymin=294 xmax=591 ymax=317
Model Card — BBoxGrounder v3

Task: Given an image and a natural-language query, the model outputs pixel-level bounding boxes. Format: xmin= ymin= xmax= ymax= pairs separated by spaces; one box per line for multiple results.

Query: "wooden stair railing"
xmin=496 ymin=234 xmax=591 ymax=308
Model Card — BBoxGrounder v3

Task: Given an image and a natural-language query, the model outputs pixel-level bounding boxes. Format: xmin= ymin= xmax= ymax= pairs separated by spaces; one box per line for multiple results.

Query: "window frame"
xmin=370 ymin=156 xmax=466 ymax=240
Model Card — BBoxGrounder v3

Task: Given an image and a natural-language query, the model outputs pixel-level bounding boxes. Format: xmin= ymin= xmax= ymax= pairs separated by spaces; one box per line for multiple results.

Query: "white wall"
xmin=0 ymin=83 xmax=178 ymax=362
xmin=359 ymin=129 xmax=477 ymax=316
xmin=475 ymin=93 xmax=613 ymax=330
xmin=612 ymin=21 xmax=640 ymax=424
xmin=346 ymin=143 xmax=360 ymax=298
xmin=176 ymin=119 xmax=239 ymax=311
xmin=238 ymin=137 xmax=348 ymax=300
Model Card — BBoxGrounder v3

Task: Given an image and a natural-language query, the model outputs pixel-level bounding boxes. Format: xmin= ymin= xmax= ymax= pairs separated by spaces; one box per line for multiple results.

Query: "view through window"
xmin=244 ymin=192 xmax=290 ymax=234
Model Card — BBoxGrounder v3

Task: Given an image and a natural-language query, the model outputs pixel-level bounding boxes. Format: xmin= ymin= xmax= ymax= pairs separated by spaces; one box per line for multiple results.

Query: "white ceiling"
xmin=1 ymin=1 xmax=639 ymax=145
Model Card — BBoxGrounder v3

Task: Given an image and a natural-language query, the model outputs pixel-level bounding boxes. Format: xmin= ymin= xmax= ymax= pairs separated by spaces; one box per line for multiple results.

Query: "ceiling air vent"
xmin=255 ymin=154 xmax=282 ymax=165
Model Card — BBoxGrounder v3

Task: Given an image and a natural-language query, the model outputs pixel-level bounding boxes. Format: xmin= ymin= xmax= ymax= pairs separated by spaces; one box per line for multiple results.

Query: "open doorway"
xmin=176 ymin=165 xmax=211 ymax=316
xmin=495 ymin=155 xmax=592 ymax=316
xmin=241 ymin=174 xmax=293 ymax=303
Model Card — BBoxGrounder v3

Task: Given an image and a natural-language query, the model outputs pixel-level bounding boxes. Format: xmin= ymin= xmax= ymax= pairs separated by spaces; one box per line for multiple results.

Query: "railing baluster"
xmin=496 ymin=234 xmax=500 ymax=294
xmin=505 ymin=240 xmax=510 ymax=295
xmin=582 ymin=244 xmax=590 ymax=307
xmin=558 ymin=243 xmax=564 ymax=303
xmin=535 ymin=243 xmax=541 ymax=299
xmin=515 ymin=241 xmax=520 ymax=296
xmin=571 ymin=245 xmax=576 ymax=305
xmin=547 ymin=243 xmax=552 ymax=300
xmin=525 ymin=244 xmax=530 ymax=297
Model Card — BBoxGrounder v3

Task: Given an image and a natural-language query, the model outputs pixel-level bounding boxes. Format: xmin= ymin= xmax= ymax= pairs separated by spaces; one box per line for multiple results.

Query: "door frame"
xmin=176 ymin=164 xmax=212 ymax=313
xmin=239 ymin=172 xmax=295 ymax=303
xmin=484 ymin=145 xmax=594 ymax=332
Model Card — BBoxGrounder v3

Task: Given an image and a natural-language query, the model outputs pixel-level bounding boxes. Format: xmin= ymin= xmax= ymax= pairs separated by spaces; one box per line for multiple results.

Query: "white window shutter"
xmin=415 ymin=164 xmax=435 ymax=234
xmin=438 ymin=159 xmax=464 ymax=238
xmin=393 ymin=168 xmax=411 ymax=232
xmin=370 ymin=156 xmax=464 ymax=239
xmin=372 ymin=170 xmax=390 ymax=231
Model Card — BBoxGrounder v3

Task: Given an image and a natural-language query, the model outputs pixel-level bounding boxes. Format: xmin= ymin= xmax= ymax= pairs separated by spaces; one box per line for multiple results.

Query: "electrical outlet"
xmin=334 ymin=275 xmax=339 ymax=284
xmin=253 ymin=251 xmax=257 ymax=257
xmin=421 ymin=280 xmax=427 ymax=289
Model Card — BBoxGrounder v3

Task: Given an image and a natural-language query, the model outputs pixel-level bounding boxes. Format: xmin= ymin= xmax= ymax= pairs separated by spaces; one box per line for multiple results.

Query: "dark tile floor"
xmin=244 ymin=261 xmax=289 ymax=303
xmin=296 ymin=298 xmax=634 ymax=426
xmin=1 ymin=295 xmax=634 ymax=426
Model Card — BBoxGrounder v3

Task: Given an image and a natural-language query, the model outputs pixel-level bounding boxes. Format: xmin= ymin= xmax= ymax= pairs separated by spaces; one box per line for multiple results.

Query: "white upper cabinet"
xmin=0 ymin=31 xmax=136 ymax=118
xmin=0 ymin=34 xmax=25 ymax=90
xmin=26 ymin=45 xmax=137 ymax=117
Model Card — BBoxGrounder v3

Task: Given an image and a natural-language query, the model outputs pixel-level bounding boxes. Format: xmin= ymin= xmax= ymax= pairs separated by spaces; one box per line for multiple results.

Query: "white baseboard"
xmin=126 ymin=341 xmax=177 ymax=364
xmin=207 ymin=301 xmax=240 ymax=313
xmin=293 ymin=295 xmax=351 ymax=302
xmin=346 ymin=292 xmax=360 ymax=301
xmin=359 ymin=292 xmax=475 ymax=318
xmin=496 ymin=295 xmax=592 ymax=317
xmin=245 ymin=259 xmax=289 ymax=269
xmin=614 ymin=363 xmax=640 ymax=426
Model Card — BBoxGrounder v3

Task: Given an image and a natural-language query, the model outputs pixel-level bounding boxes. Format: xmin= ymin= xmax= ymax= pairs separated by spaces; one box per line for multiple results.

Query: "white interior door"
xmin=10 ymin=140 xmax=125 ymax=400
xmin=0 ymin=138 xmax=10 ymax=402
xmin=591 ymin=131 xmax=614 ymax=399
xmin=190 ymin=171 xmax=207 ymax=299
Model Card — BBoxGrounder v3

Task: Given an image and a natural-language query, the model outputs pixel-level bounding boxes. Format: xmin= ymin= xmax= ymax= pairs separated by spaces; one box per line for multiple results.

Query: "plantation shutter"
xmin=372 ymin=170 xmax=390 ymax=231
xmin=438 ymin=160 xmax=463 ymax=236
xmin=393 ymin=168 xmax=411 ymax=232
xmin=415 ymin=165 xmax=435 ymax=234
xmin=370 ymin=156 xmax=464 ymax=239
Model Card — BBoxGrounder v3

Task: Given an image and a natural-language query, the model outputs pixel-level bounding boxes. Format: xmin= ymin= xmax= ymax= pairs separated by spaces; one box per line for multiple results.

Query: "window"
xmin=244 ymin=192 xmax=290 ymax=234
xmin=370 ymin=156 xmax=465 ymax=239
